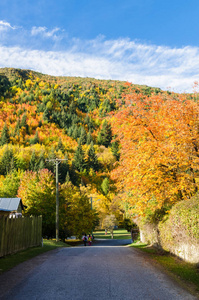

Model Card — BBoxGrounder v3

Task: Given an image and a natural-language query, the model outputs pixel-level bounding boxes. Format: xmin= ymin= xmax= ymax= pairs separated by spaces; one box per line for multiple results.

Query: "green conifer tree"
xmin=72 ymin=144 xmax=87 ymax=172
xmin=97 ymin=120 xmax=112 ymax=147
xmin=57 ymin=137 xmax=65 ymax=152
xmin=0 ymin=75 xmax=10 ymax=97
xmin=84 ymin=115 xmax=90 ymax=125
xmin=65 ymin=171 xmax=70 ymax=182
xmin=43 ymin=108 xmax=51 ymax=122
xmin=21 ymin=113 xmax=28 ymax=132
xmin=59 ymin=154 xmax=69 ymax=183
xmin=69 ymin=101 xmax=76 ymax=114
xmin=30 ymin=130 xmax=40 ymax=145
xmin=84 ymin=115 xmax=94 ymax=131
xmin=0 ymin=147 xmax=14 ymax=175
xmin=72 ymin=125 xmax=79 ymax=140
xmin=111 ymin=136 xmax=120 ymax=161
xmin=47 ymin=147 xmax=56 ymax=173
xmin=38 ymin=151 xmax=46 ymax=170
xmin=30 ymin=151 xmax=37 ymax=171
xmin=86 ymin=131 xmax=93 ymax=145
xmin=0 ymin=123 xmax=10 ymax=146
xmin=38 ymin=120 xmax=42 ymax=127
xmin=13 ymin=119 xmax=20 ymax=136
xmin=67 ymin=127 xmax=73 ymax=137
xmin=78 ymin=127 xmax=87 ymax=145
xmin=87 ymin=142 xmax=99 ymax=171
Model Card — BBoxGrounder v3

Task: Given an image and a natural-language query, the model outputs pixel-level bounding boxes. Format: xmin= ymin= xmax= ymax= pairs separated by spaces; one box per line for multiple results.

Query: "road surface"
xmin=0 ymin=239 xmax=197 ymax=300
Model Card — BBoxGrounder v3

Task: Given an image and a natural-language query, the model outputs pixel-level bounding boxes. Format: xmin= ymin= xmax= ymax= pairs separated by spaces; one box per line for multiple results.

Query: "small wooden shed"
xmin=0 ymin=198 xmax=25 ymax=218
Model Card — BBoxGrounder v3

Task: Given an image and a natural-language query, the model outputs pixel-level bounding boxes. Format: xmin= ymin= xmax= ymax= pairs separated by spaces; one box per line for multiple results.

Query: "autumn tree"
xmin=0 ymin=170 xmax=22 ymax=198
xmin=111 ymin=87 xmax=199 ymax=219
xmin=59 ymin=182 xmax=98 ymax=238
xmin=103 ymin=214 xmax=118 ymax=238
xmin=18 ymin=169 xmax=56 ymax=237
xmin=101 ymin=177 xmax=110 ymax=195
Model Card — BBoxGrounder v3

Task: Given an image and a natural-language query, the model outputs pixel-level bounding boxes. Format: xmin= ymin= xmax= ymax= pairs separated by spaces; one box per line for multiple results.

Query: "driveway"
xmin=0 ymin=239 xmax=196 ymax=299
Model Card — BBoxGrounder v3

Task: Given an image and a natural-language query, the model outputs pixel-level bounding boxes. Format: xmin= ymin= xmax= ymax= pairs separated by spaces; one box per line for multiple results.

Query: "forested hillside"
xmin=0 ymin=68 xmax=198 ymax=239
xmin=0 ymin=68 xmax=141 ymax=238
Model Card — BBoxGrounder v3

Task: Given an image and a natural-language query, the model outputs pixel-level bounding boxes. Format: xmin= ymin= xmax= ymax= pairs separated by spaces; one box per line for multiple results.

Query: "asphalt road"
xmin=0 ymin=239 xmax=197 ymax=300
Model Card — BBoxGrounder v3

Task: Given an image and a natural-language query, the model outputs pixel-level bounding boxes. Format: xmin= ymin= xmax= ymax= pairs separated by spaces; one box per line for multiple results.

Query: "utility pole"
xmin=90 ymin=196 xmax=101 ymax=210
xmin=46 ymin=158 xmax=67 ymax=242
xmin=90 ymin=196 xmax=100 ymax=235
xmin=90 ymin=196 xmax=93 ymax=210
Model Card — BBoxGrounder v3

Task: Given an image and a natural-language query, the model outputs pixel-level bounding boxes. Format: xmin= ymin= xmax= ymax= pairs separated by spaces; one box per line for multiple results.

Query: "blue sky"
xmin=0 ymin=0 xmax=199 ymax=92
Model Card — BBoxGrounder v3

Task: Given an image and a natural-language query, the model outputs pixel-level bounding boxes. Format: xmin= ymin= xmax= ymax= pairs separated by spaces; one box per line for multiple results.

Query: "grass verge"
xmin=94 ymin=229 xmax=131 ymax=239
xmin=131 ymin=242 xmax=199 ymax=296
xmin=0 ymin=239 xmax=68 ymax=274
xmin=64 ymin=239 xmax=82 ymax=246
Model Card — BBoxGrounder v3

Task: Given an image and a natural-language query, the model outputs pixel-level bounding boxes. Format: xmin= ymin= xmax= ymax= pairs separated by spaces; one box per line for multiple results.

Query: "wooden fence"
xmin=0 ymin=216 xmax=42 ymax=257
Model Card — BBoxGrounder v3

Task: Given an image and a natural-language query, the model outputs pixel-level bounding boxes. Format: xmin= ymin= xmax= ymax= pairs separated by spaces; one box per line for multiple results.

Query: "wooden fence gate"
xmin=0 ymin=216 xmax=42 ymax=257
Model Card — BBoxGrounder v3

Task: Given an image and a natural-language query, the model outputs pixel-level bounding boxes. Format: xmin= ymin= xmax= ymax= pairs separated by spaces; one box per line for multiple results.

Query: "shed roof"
xmin=0 ymin=198 xmax=23 ymax=211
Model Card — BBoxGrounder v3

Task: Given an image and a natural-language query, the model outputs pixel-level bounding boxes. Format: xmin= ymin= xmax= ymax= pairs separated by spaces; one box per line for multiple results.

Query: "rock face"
xmin=139 ymin=196 xmax=199 ymax=264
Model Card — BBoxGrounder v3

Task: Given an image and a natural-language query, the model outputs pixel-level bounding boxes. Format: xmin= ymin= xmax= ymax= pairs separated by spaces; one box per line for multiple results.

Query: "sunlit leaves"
xmin=111 ymin=88 xmax=199 ymax=218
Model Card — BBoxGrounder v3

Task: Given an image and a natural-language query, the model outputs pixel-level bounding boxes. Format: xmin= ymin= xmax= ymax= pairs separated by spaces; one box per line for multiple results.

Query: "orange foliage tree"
xmin=111 ymin=86 xmax=199 ymax=218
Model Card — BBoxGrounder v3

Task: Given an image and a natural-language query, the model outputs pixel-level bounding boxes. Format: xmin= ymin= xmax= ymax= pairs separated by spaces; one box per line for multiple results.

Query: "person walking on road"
xmin=83 ymin=234 xmax=87 ymax=246
xmin=88 ymin=234 xmax=92 ymax=246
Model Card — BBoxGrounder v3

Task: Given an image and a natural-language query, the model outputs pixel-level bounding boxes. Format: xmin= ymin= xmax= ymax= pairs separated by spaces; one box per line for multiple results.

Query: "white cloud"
xmin=31 ymin=26 xmax=61 ymax=40
xmin=0 ymin=20 xmax=16 ymax=31
xmin=0 ymin=35 xmax=199 ymax=92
